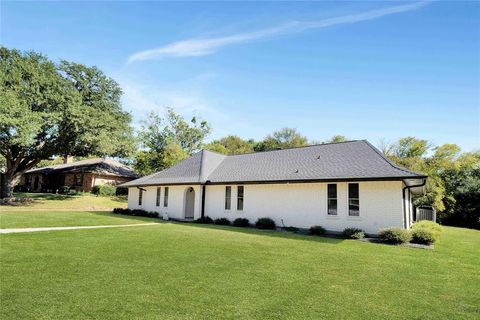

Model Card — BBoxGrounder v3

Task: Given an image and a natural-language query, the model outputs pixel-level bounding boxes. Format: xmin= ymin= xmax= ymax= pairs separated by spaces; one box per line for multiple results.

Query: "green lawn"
xmin=1 ymin=219 xmax=479 ymax=319
xmin=0 ymin=210 xmax=157 ymax=228
xmin=5 ymin=192 xmax=127 ymax=211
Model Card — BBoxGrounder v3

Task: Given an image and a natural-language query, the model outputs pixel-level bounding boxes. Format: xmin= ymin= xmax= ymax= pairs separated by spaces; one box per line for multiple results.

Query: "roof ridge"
xmin=363 ymin=140 xmax=425 ymax=176
xmin=211 ymin=140 xmax=364 ymax=158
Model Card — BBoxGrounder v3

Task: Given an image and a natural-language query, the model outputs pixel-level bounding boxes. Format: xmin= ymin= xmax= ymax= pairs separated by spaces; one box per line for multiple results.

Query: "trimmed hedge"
xmin=342 ymin=227 xmax=365 ymax=239
xmin=411 ymin=228 xmax=437 ymax=245
xmin=310 ymin=225 xmax=326 ymax=236
xmin=379 ymin=228 xmax=411 ymax=244
xmin=233 ymin=218 xmax=250 ymax=227
xmin=214 ymin=218 xmax=231 ymax=225
xmin=112 ymin=208 xmax=158 ymax=218
xmin=195 ymin=216 xmax=214 ymax=224
xmin=255 ymin=218 xmax=276 ymax=230
xmin=92 ymin=184 xmax=117 ymax=196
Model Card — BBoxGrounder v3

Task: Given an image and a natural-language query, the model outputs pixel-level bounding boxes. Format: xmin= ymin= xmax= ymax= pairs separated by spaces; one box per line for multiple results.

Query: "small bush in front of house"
xmin=255 ymin=217 xmax=276 ymax=230
xmin=411 ymin=228 xmax=437 ymax=245
xmin=342 ymin=227 xmax=365 ymax=239
xmin=92 ymin=184 xmax=117 ymax=196
xmin=113 ymin=207 xmax=130 ymax=215
xmin=379 ymin=228 xmax=411 ymax=245
xmin=112 ymin=208 xmax=158 ymax=218
xmin=195 ymin=216 xmax=214 ymax=224
xmin=310 ymin=225 xmax=326 ymax=236
xmin=412 ymin=221 xmax=442 ymax=238
xmin=214 ymin=218 xmax=231 ymax=225
xmin=115 ymin=187 xmax=128 ymax=196
xmin=233 ymin=218 xmax=250 ymax=227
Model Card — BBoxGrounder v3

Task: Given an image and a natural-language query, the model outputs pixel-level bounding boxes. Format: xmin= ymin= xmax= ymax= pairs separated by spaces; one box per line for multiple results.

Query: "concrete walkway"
xmin=0 ymin=223 xmax=158 ymax=234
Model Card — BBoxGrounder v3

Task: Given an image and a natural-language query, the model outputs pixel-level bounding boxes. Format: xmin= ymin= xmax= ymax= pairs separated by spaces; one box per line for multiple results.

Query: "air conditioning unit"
xmin=162 ymin=212 xmax=169 ymax=221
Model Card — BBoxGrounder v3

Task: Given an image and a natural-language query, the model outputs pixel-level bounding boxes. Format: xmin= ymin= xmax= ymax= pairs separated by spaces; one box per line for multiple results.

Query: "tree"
xmin=0 ymin=47 xmax=134 ymax=198
xmin=255 ymin=128 xmax=308 ymax=151
xmin=205 ymin=135 xmax=254 ymax=155
xmin=134 ymin=108 xmax=210 ymax=176
xmin=324 ymin=135 xmax=349 ymax=143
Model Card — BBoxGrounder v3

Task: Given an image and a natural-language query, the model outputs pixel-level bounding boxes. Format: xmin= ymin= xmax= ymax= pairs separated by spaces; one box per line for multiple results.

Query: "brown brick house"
xmin=19 ymin=157 xmax=139 ymax=193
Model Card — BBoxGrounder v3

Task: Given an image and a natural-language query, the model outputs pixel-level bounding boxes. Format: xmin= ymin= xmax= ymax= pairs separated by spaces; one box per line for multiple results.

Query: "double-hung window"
xmin=225 ymin=186 xmax=231 ymax=210
xmin=237 ymin=186 xmax=244 ymax=211
xmin=327 ymin=184 xmax=337 ymax=215
xmin=163 ymin=187 xmax=169 ymax=207
xmin=348 ymin=183 xmax=360 ymax=216
xmin=138 ymin=189 xmax=143 ymax=206
xmin=156 ymin=187 xmax=161 ymax=207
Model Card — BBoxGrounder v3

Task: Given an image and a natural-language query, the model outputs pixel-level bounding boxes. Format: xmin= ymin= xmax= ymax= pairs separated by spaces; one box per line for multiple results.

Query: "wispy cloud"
xmin=127 ymin=2 xmax=430 ymax=63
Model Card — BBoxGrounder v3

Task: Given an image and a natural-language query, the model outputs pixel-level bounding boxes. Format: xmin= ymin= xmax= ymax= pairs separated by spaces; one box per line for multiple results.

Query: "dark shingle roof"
xmin=27 ymin=158 xmax=139 ymax=178
xmin=120 ymin=140 xmax=425 ymax=187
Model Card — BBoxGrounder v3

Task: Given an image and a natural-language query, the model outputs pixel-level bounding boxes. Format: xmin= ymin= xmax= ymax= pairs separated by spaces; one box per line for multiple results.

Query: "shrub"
xmin=195 ymin=216 xmax=213 ymax=224
xmin=91 ymin=184 xmax=117 ymax=196
xmin=310 ymin=225 xmax=326 ymax=236
xmin=233 ymin=218 xmax=250 ymax=227
xmin=283 ymin=226 xmax=299 ymax=232
xmin=115 ymin=187 xmax=128 ymax=196
xmin=411 ymin=228 xmax=438 ymax=245
xmin=112 ymin=208 xmax=158 ymax=218
xmin=379 ymin=228 xmax=411 ymax=244
xmin=342 ymin=227 xmax=365 ymax=239
xmin=255 ymin=218 xmax=276 ymax=230
xmin=412 ymin=221 xmax=442 ymax=238
xmin=214 ymin=218 xmax=231 ymax=225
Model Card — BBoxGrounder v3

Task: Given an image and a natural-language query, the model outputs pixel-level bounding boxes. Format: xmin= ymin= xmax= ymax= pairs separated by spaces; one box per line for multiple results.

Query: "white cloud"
xmin=127 ymin=2 xmax=430 ymax=63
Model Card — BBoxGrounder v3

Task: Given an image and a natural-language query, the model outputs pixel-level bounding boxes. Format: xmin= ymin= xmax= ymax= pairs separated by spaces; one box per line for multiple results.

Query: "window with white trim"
xmin=164 ymin=187 xmax=169 ymax=207
xmin=327 ymin=184 xmax=337 ymax=215
xmin=237 ymin=186 xmax=244 ymax=211
xmin=225 ymin=186 xmax=231 ymax=210
xmin=348 ymin=183 xmax=359 ymax=216
xmin=156 ymin=187 xmax=161 ymax=207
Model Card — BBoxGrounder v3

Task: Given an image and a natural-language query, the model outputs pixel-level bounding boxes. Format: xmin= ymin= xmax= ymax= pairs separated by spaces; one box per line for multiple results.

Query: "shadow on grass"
xmin=171 ymin=221 xmax=345 ymax=245
xmin=87 ymin=211 xmax=164 ymax=224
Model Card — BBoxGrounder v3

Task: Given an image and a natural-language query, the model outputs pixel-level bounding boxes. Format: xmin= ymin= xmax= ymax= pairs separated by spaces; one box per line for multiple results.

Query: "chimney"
xmin=63 ymin=155 xmax=74 ymax=164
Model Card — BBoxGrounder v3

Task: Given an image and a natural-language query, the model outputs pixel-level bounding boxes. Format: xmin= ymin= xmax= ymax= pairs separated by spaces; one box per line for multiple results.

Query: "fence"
xmin=416 ymin=206 xmax=436 ymax=222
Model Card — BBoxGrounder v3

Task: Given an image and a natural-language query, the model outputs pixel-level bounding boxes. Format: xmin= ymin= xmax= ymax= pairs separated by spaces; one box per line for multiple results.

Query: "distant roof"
xmin=120 ymin=140 xmax=426 ymax=187
xmin=27 ymin=158 xmax=139 ymax=178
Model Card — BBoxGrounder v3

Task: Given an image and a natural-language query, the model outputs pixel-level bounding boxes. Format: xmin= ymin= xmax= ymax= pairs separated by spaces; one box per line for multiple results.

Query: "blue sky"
xmin=2 ymin=1 xmax=479 ymax=151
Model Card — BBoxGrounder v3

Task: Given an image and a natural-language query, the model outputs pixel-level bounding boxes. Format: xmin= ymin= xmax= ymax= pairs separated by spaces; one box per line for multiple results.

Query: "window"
xmin=225 ymin=186 xmax=231 ymax=210
xmin=75 ymin=174 xmax=83 ymax=186
xmin=327 ymin=184 xmax=337 ymax=215
xmin=163 ymin=187 xmax=169 ymax=207
xmin=156 ymin=187 xmax=161 ymax=207
xmin=237 ymin=186 xmax=244 ymax=211
xmin=138 ymin=189 xmax=143 ymax=206
xmin=348 ymin=183 xmax=360 ymax=216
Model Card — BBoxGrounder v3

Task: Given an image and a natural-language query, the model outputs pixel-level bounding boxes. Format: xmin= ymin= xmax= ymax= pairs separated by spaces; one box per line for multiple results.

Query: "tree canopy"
xmin=254 ymin=128 xmax=308 ymax=151
xmin=205 ymin=135 xmax=254 ymax=155
xmin=0 ymin=47 xmax=134 ymax=197
xmin=133 ymin=108 xmax=210 ymax=176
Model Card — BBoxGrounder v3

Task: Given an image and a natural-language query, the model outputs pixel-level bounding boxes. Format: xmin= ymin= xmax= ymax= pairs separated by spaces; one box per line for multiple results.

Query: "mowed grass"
xmin=1 ymin=222 xmax=479 ymax=319
xmin=0 ymin=210 xmax=158 ymax=228
xmin=5 ymin=192 xmax=127 ymax=211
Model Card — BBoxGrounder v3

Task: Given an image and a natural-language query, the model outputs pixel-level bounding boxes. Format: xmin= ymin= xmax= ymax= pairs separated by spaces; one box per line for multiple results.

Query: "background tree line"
xmin=1 ymin=47 xmax=478 ymax=229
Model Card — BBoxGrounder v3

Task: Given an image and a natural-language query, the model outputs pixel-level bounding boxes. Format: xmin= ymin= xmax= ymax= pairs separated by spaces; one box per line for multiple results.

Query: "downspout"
xmin=402 ymin=179 xmax=426 ymax=229
xmin=201 ymin=181 xmax=209 ymax=218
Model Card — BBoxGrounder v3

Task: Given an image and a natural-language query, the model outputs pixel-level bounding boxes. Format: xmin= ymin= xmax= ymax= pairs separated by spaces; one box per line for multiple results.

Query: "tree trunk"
xmin=0 ymin=172 xmax=18 ymax=199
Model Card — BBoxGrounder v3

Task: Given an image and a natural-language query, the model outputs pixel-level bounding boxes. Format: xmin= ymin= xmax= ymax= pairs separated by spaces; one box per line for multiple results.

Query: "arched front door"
xmin=185 ymin=187 xmax=195 ymax=219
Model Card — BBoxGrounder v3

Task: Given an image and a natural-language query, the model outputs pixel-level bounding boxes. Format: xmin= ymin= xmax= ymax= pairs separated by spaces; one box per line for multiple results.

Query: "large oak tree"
xmin=0 ymin=47 xmax=134 ymax=198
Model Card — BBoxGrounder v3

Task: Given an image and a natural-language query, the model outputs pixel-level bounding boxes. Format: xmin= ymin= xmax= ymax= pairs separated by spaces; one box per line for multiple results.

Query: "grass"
xmin=0 ymin=210 xmax=158 ymax=228
xmin=4 ymin=192 xmax=127 ymax=211
xmin=1 ymin=219 xmax=479 ymax=319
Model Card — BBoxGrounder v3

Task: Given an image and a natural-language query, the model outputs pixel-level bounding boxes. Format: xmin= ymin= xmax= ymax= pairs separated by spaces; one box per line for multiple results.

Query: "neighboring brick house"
xmin=20 ymin=157 xmax=139 ymax=193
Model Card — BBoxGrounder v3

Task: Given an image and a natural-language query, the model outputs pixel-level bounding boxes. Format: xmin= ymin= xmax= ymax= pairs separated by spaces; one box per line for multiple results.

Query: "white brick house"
xmin=121 ymin=140 xmax=427 ymax=234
